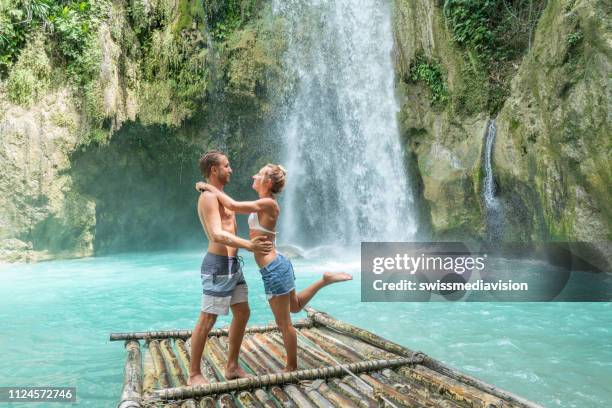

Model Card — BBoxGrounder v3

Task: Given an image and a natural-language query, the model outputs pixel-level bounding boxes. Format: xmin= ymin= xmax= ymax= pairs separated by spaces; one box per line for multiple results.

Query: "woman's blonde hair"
xmin=263 ymin=164 xmax=287 ymax=194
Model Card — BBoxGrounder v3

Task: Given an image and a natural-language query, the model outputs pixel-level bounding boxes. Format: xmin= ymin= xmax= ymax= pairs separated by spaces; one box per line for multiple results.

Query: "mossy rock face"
xmin=397 ymin=77 xmax=488 ymax=239
xmin=0 ymin=89 xmax=96 ymax=261
xmin=495 ymin=0 xmax=611 ymax=268
xmin=0 ymin=0 xmax=289 ymax=261
xmin=394 ymin=0 xmax=610 ymax=269
xmin=394 ymin=0 xmax=487 ymax=240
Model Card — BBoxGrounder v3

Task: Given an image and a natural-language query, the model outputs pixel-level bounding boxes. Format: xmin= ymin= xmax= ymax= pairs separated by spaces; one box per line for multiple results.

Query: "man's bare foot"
xmin=225 ymin=365 xmax=251 ymax=380
xmin=188 ymin=374 xmax=207 ymax=386
xmin=322 ymin=271 xmax=353 ymax=284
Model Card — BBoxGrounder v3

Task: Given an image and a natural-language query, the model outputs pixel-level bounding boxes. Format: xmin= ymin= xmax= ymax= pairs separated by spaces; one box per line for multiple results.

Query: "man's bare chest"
xmin=219 ymin=208 xmax=235 ymax=231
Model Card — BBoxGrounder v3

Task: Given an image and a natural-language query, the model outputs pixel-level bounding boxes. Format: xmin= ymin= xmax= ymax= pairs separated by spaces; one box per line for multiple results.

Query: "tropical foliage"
xmin=0 ymin=0 xmax=107 ymax=78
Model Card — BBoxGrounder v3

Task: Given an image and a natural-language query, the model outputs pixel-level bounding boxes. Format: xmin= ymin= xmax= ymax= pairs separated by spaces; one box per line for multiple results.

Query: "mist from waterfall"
xmin=272 ymin=0 xmax=416 ymax=247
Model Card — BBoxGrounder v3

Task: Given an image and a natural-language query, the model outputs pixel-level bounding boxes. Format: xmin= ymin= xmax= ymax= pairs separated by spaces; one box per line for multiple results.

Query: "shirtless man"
xmin=189 ymin=150 xmax=272 ymax=386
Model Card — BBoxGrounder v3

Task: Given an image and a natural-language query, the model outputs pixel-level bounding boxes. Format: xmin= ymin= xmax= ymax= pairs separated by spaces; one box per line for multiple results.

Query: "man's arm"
xmin=199 ymin=192 xmax=271 ymax=252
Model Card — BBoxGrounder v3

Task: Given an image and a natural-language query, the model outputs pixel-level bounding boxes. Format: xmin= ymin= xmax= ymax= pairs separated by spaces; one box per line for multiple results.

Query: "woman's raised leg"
xmin=289 ymin=272 xmax=353 ymax=313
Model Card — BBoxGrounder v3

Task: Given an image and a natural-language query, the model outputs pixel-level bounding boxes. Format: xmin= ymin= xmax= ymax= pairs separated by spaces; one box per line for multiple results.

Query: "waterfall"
xmin=482 ymin=119 xmax=504 ymax=243
xmin=272 ymin=0 xmax=416 ymax=247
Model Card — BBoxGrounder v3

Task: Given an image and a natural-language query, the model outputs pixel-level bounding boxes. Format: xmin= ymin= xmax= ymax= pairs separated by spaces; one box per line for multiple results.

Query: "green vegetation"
xmin=138 ymin=23 xmax=209 ymax=126
xmin=443 ymin=0 xmax=546 ymax=63
xmin=6 ymin=34 xmax=51 ymax=104
xmin=0 ymin=0 xmax=108 ymax=78
xmin=1 ymin=0 xmax=216 ymax=128
xmin=442 ymin=0 xmax=547 ymax=113
xmin=409 ymin=55 xmax=449 ymax=105
xmin=204 ymin=0 xmax=258 ymax=41
xmin=175 ymin=0 xmax=206 ymax=33
xmin=566 ymin=30 xmax=582 ymax=47
xmin=0 ymin=0 xmax=50 ymax=77
xmin=443 ymin=0 xmax=496 ymax=55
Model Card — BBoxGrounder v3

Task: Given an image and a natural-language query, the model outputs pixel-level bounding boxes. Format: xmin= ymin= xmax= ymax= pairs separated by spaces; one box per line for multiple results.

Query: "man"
xmin=189 ymin=150 xmax=272 ymax=385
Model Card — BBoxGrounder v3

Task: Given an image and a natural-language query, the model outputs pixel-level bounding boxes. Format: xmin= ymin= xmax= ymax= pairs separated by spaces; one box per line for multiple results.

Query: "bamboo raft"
xmin=110 ymin=307 xmax=543 ymax=408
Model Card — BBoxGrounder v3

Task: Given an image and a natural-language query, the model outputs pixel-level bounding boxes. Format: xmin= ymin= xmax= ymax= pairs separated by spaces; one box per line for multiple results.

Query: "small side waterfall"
xmin=482 ymin=119 xmax=504 ymax=243
xmin=272 ymin=0 xmax=417 ymax=247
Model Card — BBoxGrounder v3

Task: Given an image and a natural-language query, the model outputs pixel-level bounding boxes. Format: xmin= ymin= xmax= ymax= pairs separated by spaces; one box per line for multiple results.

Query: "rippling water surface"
xmin=1 ymin=251 xmax=610 ymax=407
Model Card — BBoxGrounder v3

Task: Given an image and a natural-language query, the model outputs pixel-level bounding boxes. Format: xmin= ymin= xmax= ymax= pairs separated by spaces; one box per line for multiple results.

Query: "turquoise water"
xmin=1 ymin=251 xmax=611 ymax=407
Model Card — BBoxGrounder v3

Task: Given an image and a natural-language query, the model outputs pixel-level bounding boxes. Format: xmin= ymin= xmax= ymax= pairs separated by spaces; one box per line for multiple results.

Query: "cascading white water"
xmin=272 ymin=0 xmax=416 ymax=247
xmin=483 ymin=119 xmax=504 ymax=242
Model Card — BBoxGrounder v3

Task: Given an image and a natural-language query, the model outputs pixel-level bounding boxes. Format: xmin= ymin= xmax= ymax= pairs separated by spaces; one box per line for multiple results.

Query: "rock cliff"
xmin=393 ymin=0 xmax=610 ymax=269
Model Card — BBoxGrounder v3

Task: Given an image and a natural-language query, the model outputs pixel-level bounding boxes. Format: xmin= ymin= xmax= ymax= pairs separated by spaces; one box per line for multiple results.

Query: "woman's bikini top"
xmin=248 ymin=212 xmax=277 ymax=235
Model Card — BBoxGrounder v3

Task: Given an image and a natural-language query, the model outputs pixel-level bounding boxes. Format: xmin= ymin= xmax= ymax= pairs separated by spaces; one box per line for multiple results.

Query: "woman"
xmin=196 ymin=164 xmax=352 ymax=372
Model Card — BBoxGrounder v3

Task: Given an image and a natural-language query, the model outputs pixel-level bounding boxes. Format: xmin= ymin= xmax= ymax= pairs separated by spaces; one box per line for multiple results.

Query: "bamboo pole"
xmin=381 ymin=368 xmax=463 ymax=408
xmin=341 ymin=375 xmax=374 ymax=398
xmin=198 ymin=397 xmax=216 ymax=408
xmin=218 ymin=393 xmax=238 ymax=408
xmin=252 ymin=333 xmax=297 ymax=369
xmin=313 ymin=327 xmax=394 ymax=360
xmin=185 ymin=338 xmax=220 ymax=382
xmin=359 ymin=373 xmax=426 ymax=408
xmin=214 ymin=335 xmax=260 ymax=375
xmin=305 ymin=307 xmax=542 ymax=408
xmin=305 ymin=308 xmax=418 ymax=358
xmin=268 ymin=332 xmax=321 ymax=368
xmin=118 ymin=340 xmax=142 ymax=408
xmin=202 ymin=337 xmax=239 ymax=406
xmin=206 ymin=336 xmax=230 ymax=380
xmin=236 ymin=391 xmax=264 ymax=408
xmin=215 ymin=335 xmax=281 ymax=407
xmin=250 ymin=334 xmax=328 ymax=407
xmin=160 ymin=340 xmax=198 ymax=407
xmin=160 ymin=340 xmax=187 ymax=387
xmin=110 ymin=319 xmax=314 ymax=341
xmin=217 ymin=335 xmax=267 ymax=375
xmin=268 ymin=386 xmax=298 ymax=408
xmin=302 ymin=387 xmax=331 ymax=408
xmin=153 ymin=358 xmax=417 ymax=400
xmin=241 ymin=338 xmax=278 ymax=374
xmin=314 ymin=381 xmax=358 ymax=407
xmin=175 ymin=339 xmax=191 ymax=378
xmin=293 ymin=331 xmax=340 ymax=367
xmin=282 ymin=385 xmax=316 ymax=408
xmin=327 ymin=378 xmax=378 ymax=408
xmin=243 ymin=336 xmax=285 ymax=371
xmin=415 ymin=358 xmax=545 ymax=408
xmin=143 ymin=349 xmax=157 ymax=396
xmin=305 ymin=328 xmax=366 ymax=361
xmin=299 ymin=329 xmax=363 ymax=363
xmin=373 ymin=370 xmax=455 ymax=408
xmin=149 ymin=340 xmax=171 ymax=389
xmin=242 ymin=335 xmax=305 ymax=406
xmin=253 ymin=389 xmax=278 ymax=408
xmin=396 ymin=364 xmax=503 ymax=408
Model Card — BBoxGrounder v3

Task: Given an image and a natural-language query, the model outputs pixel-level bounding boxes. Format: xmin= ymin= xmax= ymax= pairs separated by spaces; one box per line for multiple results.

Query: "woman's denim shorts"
xmin=259 ymin=253 xmax=296 ymax=299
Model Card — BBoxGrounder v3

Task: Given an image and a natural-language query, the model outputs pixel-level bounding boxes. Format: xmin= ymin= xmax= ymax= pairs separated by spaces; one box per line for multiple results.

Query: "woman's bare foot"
xmin=225 ymin=365 xmax=251 ymax=380
xmin=188 ymin=373 xmax=207 ymax=386
xmin=322 ymin=271 xmax=353 ymax=284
